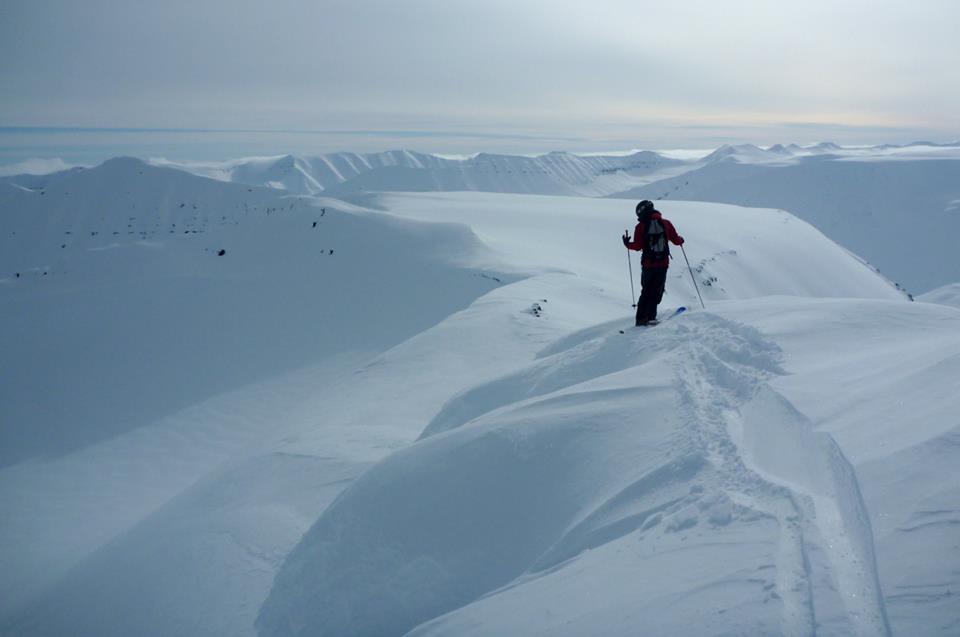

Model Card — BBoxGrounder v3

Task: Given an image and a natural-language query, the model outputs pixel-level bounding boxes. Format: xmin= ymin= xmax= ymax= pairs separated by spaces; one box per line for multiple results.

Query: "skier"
xmin=622 ymin=200 xmax=685 ymax=326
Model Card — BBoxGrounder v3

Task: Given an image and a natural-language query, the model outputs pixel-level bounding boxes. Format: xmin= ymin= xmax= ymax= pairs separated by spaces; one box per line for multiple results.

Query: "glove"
xmin=677 ymin=236 xmax=685 ymax=246
xmin=622 ymin=232 xmax=630 ymax=247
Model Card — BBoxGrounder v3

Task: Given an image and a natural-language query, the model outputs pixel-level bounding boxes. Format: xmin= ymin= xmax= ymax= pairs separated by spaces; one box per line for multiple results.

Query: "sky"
xmin=1 ymin=0 xmax=959 ymax=160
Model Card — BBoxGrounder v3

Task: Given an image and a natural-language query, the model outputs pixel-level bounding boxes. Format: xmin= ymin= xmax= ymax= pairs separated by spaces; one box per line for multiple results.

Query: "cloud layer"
xmin=2 ymin=0 xmax=958 ymax=151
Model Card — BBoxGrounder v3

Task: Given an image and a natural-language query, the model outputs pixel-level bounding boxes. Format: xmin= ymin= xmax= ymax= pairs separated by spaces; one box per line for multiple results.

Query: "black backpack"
xmin=644 ymin=217 xmax=669 ymax=261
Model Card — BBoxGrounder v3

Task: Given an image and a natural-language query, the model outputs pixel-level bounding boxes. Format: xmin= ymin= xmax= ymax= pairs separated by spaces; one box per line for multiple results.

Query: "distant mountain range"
xmin=149 ymin=150 xmax=687 ymax=197
xmin=138 ymin=141 xmax=960 ymax=197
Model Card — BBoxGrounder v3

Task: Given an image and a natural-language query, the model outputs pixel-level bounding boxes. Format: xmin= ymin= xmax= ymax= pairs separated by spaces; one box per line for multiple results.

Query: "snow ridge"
xmin=257 ymin=312 xmax=893 ymax=636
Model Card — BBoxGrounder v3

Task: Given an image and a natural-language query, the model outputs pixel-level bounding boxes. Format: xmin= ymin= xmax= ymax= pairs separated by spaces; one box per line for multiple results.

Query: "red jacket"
xmin=625 ymin=211 xmax=684 ymax=268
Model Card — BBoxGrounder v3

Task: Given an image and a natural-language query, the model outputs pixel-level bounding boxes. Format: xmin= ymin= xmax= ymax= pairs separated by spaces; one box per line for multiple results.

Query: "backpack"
xmin=644 ymin=218 xmax=669 ymax=261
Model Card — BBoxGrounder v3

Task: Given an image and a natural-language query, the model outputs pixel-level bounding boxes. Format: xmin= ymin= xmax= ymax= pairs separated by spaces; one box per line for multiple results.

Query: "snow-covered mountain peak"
xmin=809 ymin=141 xmax=842 ymax=151
xmin=99 ymin=155 xmax=150 ymax=169
xmin=702 ymin=143 xmax=772 ymax=163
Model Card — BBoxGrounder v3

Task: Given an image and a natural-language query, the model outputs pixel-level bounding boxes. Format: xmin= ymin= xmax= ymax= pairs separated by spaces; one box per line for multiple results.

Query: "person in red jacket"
xmin=621 ymin=200 xmax=684 ymax=326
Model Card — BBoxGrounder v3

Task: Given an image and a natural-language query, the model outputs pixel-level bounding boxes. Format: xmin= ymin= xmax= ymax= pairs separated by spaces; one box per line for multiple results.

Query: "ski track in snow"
xmin=540 ymin=313 xmax=893 ymax=635
xmin=410 ymin=312 xmax=893 ymax=635
xmin=668 ymin=317 xmax=816 ymax=637
xmin=669 ymin=315 xmax=890 ymax=636
xmin=259 ymin=308 xmax=898 ymax=637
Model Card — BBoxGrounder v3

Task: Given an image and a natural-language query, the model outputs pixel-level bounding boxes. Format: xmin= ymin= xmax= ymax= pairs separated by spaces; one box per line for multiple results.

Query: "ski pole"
xmin=681 ymin=244 xmax=706 ymax=310
xmin=625 ymin=241 xmax=636 ymax=307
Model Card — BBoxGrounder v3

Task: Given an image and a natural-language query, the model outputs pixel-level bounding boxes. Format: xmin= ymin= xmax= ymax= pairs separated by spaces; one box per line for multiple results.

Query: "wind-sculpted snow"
xmin=258 ymin=312 xmax=895 ymax=636
xmin=419 ymin=314 xmax=703 ymax=440
xmin=735 ymin=297 xmax=960 ymax=635
xmin=734 ymin=388 xmax=891 ymax=635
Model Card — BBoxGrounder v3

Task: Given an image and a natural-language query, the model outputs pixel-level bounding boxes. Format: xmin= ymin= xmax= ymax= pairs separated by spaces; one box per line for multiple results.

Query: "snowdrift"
xmin=259 ymin=313 xmax=807 ymax=636
xmin=259 ymin=295 xmax=960 ymax=637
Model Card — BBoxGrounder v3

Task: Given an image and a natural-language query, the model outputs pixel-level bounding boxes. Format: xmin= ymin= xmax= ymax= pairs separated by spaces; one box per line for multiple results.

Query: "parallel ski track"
xmin=668 ymin=314 xmax=891 ymax=636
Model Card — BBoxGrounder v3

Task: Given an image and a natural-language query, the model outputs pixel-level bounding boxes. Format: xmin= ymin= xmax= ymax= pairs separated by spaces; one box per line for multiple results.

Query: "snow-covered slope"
xmin=251 ymin=194 xmax=956 ymax=637
xmin=249 ymin=194 xmax=957 ymax=637
xmin=261 ymin=296 xmax=959 ymax=637
xmin=0 ymin=158 xmax=505 ymax=466
xmin=699 ymin=141 xmax=960 ymax=165
xmin=3 ymin=178 xmax=957 ymax=636
xmin=147 ymin=142 xmax=960 ymax=294
xmin=375 ymin=193 xmax=906 ymax=302
xmin=702 ymin=143 xmax=796 ymax=164
xmin=611 ymin=155 xmax=960 ymax=293
xmin=152 ymin=151 xmax=453 ymax=196
xmin=919 ymin=282 xmax=960 ymax=308
xmin=0 ymin=160 xmax=509 ymax=624
xmin=152 ymin=150 xmax=687 ymax=197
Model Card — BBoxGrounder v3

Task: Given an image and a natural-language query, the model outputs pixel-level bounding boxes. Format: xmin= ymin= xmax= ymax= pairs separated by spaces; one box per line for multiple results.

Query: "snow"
xmin=140 ymin=143 xmax=960 ymax=294
xmin=703 ymin=143 xmax=795 ymax=164
xmin=611 ymin=153 xmax=960 ymax=294
xmin=259 ymin=295 xmax=958 ymax=637
xmin=376 ymin=192 xmax=904 ymax=302
xmin=0 ymin=157 xmax=79 ymax=177
xmin=919 ymin=282 xmax=960 ymax=308
xmin=260 ymin=296 xmax=960 ymax=637
xmin=2 ymin=154 xmax=959 ymax=636
xmin=148 ymin=149 xmax=688 ymax=198
xmin=0 ymin=158 xmax=506 ymax=626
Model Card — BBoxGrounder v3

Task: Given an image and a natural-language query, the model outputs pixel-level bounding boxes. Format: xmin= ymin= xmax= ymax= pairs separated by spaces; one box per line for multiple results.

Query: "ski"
xmin=619 ymin=306 xmax=687 ymax=333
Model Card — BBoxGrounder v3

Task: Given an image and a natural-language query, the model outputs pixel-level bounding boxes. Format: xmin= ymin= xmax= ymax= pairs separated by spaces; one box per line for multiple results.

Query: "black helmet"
xmin=636 ymin=200 xmax=654 ymax=218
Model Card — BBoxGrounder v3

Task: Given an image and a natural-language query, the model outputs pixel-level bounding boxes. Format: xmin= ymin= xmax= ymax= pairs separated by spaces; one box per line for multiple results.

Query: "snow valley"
xmin=1 ymin=147 xmax=959 ymax=636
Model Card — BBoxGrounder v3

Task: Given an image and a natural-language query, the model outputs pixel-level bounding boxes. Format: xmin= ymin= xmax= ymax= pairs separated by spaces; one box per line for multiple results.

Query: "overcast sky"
xmin=1 ymin=0 xmax=958 ymax=154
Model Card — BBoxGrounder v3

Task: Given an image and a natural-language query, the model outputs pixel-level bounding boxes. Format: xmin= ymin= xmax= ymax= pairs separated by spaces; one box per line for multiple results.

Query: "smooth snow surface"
xmin=2 ymin=162 xmax=958 ymax=637
xmin=919 ymin=282 xmax=960 ymax=308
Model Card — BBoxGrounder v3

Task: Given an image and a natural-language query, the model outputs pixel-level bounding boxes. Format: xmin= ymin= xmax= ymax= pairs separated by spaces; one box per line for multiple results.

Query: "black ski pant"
xmin=636 ymin=266 xmax=668 ymax=324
